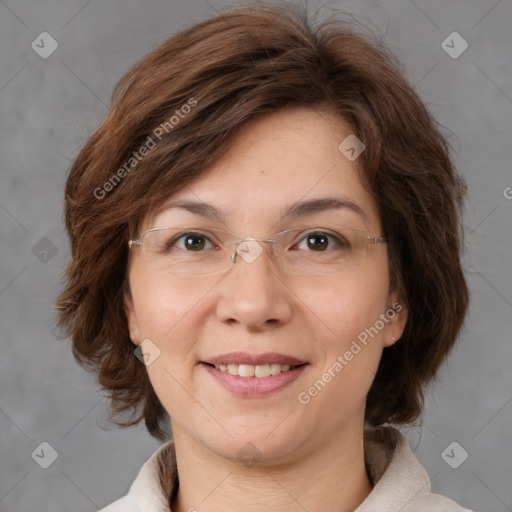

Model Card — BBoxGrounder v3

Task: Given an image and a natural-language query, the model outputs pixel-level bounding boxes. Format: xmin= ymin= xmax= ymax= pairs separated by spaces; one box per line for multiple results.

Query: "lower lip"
xmin=201 ymin=363 xmax=308 ymax=397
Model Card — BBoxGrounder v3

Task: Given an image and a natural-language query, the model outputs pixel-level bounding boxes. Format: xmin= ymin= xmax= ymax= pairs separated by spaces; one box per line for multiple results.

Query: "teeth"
xmin=239 ymin=364 xmax=255 ymax=377
xmin=270 ymin=363 xmax=282 ymax=375
xmin=227 ymin=364 xmax=238 ymax=376
xmin=215 ymin=363 xmax=295 ymax=377
xmin=255 ymin=364 xmax=270 ymax=378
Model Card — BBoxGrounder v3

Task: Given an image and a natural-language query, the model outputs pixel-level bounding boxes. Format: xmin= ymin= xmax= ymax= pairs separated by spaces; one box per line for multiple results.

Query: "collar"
xmin=123 ymin=426 xmax=431 ymax=512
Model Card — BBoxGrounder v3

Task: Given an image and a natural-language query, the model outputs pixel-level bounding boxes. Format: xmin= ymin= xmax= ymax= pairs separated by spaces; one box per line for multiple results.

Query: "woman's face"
xmin=125 ymin=107 xmax=407 ymax=463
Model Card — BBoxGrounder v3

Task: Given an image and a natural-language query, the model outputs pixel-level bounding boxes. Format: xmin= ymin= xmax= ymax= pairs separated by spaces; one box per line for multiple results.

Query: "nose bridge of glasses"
xmin=226 ymin=236 xmax=277 ymax=265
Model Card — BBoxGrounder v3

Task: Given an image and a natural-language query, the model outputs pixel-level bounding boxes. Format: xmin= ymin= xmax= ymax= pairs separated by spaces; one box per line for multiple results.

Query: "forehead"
xmin=146 ymin=107 xmax=381 ymax=233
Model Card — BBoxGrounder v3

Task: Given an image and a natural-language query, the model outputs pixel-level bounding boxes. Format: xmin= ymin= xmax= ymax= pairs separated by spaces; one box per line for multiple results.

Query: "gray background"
xmin=0 ymin=0 xmax=511 ymax=510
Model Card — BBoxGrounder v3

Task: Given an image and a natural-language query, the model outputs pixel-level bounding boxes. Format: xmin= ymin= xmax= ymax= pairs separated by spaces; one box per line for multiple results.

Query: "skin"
xmin=125 ymin=106 xmax=408 ymax=512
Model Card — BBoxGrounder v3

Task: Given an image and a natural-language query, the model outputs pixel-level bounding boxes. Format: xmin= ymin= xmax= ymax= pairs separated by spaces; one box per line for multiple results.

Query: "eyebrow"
xmin=156 ymin=196 xmax=369 ymax=224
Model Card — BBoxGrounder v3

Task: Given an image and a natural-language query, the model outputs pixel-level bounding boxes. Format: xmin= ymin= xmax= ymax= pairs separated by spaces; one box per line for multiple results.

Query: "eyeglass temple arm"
xmin=368 ymin=236 xmax=388 ymax=244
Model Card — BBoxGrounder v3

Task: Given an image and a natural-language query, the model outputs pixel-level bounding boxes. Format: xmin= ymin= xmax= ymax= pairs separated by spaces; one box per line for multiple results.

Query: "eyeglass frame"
xmin=128 ymin=225 xmax=389 ymax=275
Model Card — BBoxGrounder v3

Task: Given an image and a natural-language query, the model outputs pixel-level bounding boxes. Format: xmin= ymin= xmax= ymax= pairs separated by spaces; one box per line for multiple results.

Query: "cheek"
xmin=132 ymin=280 xmax=204 ymax=418
xmin=304 ymin=273 xmax=390 ymax=398
xmin=129 ymin=264 xmax=210 ymax=336
xmin=128 ymin=269 xmax=208 ymax=390
xmin=310 ymin=272 xmax=390 ymax=346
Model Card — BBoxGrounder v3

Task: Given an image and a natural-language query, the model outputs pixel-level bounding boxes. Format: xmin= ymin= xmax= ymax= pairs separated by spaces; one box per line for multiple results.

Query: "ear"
xmin=383 ymin=291 xmax=408 ymax=348
xmin=124 ymin=288 xmax=141 ymax=346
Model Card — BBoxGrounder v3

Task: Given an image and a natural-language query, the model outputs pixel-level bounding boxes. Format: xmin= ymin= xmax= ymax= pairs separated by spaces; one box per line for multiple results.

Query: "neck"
xmin=170 ymin=424 xmax=373 ymax=512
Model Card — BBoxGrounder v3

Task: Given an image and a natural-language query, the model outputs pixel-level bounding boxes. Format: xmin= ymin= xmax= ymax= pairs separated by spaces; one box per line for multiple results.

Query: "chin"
xmin=195 ymin=415 xmax=309 ymax=466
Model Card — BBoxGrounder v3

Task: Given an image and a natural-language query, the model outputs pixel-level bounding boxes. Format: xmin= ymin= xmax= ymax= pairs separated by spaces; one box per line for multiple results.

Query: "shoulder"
xmin=358 ymin=426 xmax=475 ymax=512
xmin=95 ymin=440 xmax=176 ymax=512
xmin=407 ymin=492 xmax=475 ymax=511
xmin=97 ymin=495 xmax=130 ymax=512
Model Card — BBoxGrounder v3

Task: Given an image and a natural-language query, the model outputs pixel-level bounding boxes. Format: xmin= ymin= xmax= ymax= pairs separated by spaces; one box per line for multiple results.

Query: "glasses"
xmin=128 ymin=225 xmax=388 ymax=279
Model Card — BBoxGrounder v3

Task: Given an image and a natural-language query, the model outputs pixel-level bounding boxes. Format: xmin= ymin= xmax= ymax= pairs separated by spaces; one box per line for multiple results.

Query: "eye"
xmin=294 ymin=231 xmax=348 ymax=252
xmin=168 ymin=232 xmax=215 ymax=251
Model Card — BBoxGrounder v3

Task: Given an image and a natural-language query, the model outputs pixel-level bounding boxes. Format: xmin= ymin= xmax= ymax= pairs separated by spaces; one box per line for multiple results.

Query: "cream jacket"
xmin=100 ymin=426 xmax=474 ymax=511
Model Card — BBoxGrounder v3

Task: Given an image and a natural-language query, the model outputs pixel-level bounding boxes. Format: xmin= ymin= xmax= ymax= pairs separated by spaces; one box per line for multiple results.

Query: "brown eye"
xmin=166 ymin=232 xmax=214 ymax=251
xmin=293 ymin=230 xmax=350 ymax=253
xmin=184 ymin=234 xmax=206 ymax=251
xmin=306 ymin=233 xmax=329 ymax=251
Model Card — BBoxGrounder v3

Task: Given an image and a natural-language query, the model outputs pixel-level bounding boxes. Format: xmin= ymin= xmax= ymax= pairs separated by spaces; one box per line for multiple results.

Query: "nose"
xmin=214 ymin=238 xmax=293 ymax=330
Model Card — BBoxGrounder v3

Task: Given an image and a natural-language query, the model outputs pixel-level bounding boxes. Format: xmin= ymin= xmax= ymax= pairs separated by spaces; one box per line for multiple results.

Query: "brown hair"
xmin=56 ymin=2 xmax=469 ymax=440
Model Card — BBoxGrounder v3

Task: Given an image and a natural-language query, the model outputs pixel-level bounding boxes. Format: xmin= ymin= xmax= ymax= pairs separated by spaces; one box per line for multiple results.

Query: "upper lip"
xmin=203 ymin=352 xmax=308 ymax=366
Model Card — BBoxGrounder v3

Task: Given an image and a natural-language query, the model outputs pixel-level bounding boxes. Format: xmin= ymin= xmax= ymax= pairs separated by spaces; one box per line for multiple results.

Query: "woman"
xmin=56 ymin=3 xmax=473 ymax=511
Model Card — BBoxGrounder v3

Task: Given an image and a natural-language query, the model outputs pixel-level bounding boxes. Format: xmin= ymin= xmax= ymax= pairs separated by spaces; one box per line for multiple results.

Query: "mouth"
xmin=200 ymin=352 xmax=309 ymax=396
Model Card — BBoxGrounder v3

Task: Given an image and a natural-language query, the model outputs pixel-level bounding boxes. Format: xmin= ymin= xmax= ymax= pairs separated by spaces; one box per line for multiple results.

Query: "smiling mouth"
xmin=202 ymin=362 xmax=307 ymax=378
